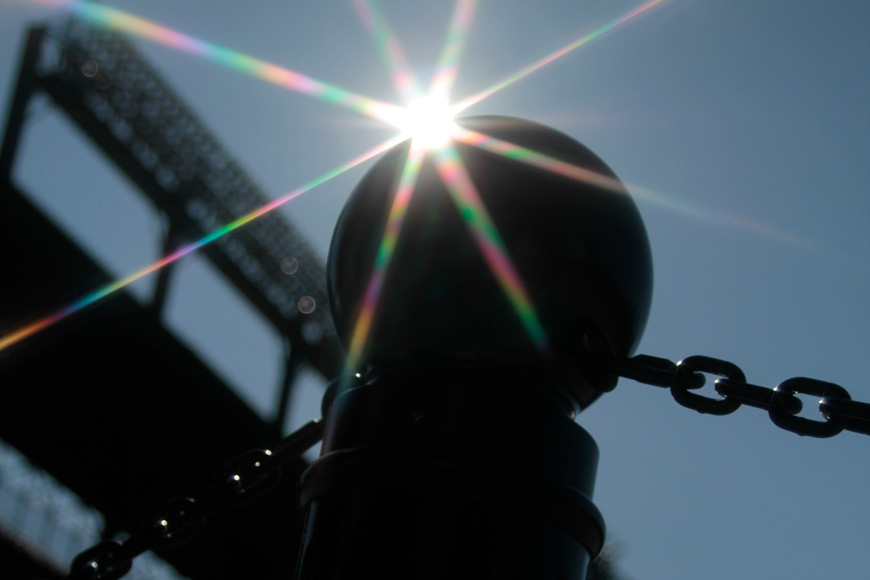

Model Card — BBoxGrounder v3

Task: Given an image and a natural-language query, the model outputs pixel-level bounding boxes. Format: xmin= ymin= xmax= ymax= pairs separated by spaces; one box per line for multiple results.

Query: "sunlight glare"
xmin=453 ymin=0 xmax=667 ymax=113
xmin=393 ymin=94 xmax=459 ymax=150
xmin=28 ymin=0 xmax=402 ymax=123
xmin=3 ymin=0 xmax=696 ymax=358
xmin=347 ymin=144 xmax=427 ymax=365
xmin=435 ymin=144 xmax=550 ymax=352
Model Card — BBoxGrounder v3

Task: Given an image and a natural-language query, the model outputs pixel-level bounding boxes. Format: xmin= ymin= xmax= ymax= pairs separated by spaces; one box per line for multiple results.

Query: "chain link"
xmin=819 ymin=398 xmax=870 ymax=435
xmin=66 ymin=355 xmax=868 ymax=578
xmin=672 ymin=356 xmax=744 ymax=416
xmin=609 ymin=354 xmax=870 ymax=438
xmin=66 ymin=419 xmax=324 ymax=580
xmin=604 ymin=354 xmax=702 ymax=389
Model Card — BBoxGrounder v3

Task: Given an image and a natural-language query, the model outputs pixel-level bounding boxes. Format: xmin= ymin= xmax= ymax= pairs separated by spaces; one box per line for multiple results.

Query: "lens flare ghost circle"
xmin=394 ymin=94 xmax=458 ymax=150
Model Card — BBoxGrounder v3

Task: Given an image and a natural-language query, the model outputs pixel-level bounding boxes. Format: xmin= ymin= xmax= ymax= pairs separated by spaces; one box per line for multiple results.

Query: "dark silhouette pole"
xmin=296 ymin=116 xmax=653 ymax=579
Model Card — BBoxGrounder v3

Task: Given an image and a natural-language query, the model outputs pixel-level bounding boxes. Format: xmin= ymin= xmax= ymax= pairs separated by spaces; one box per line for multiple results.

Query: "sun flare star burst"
xmin=2 ymin=0 xmax=672 ymax=355
xmin=390 ymin=94 xmax=459 ymax=151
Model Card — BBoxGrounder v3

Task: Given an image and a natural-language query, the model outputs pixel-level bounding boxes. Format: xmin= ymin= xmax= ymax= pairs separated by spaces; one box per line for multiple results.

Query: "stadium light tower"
xmin=296 ymin=116 xmax=653 ymax=579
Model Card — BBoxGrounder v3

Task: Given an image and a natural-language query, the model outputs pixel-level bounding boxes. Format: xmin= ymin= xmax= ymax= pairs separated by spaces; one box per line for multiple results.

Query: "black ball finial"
xmin=328 ymin=116 xmax=652 ymax=409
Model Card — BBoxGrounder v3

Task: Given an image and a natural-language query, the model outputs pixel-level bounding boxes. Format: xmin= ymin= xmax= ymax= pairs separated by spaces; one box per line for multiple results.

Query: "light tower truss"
xmin=0 ymin=17 xmax=344 ymax=384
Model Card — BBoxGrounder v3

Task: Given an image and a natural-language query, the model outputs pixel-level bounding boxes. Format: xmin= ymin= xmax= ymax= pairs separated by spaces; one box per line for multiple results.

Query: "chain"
xmin=66 ymin=419 xmax=324 ymax=580
xmin=605 ymin=353 xmax=870 ymax=438
xmin=65 ymin=354 xmax=868 ymax=577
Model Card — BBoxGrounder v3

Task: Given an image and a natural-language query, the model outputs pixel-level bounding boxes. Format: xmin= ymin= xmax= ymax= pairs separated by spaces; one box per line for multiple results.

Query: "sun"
xmin=391 ymin=94 xmax=459 ymax=151
xmin=0 ymin=0 xmax=668 ymax=354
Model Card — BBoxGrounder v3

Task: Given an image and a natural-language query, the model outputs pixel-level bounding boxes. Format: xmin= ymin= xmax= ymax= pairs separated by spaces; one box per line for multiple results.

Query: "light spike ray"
xmin=428 ymin=0 xmax=478 ymax=99
xmin=346 ymin=144 xmax=427 ymax=366
xmin=434 ymin=144 xmax=550 ymax=352
xmin=28 ymin=0 xmax=403 ymax=123
xmin=453 ymin=0 xmax=667 ymax=113
xmin=352 ymin=0 xmax=423 ymax=101
xmin=454 ymin=127 xmax=806 ymax=245
xmin=0 ymin=135 xmax=405 ymax=354
xmin=454 ymin=126 xmax=629 ymax=193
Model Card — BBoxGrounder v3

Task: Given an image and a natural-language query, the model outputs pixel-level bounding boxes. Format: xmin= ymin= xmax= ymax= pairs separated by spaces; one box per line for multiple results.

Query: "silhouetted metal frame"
xmin=0 ymin=20 xmax=344 ymax=381
xmin=0 ymin=29 xmax=42 ymax=181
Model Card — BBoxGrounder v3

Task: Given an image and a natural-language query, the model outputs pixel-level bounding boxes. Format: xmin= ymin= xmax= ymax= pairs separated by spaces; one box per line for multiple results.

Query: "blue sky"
xmin=1 ymin=1 xmax=868 ymax=579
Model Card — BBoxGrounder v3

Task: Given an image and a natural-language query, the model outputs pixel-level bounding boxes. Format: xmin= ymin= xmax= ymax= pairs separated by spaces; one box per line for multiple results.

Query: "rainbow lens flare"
xmin=352 ymin=0 xmax=423 ymax=101
xmin=427 ymin=0 xmax=478 ymax=100
xmin=453 ymin=0 xmax=668 ymax=113
xmin=30 ymin=0 xmax=403 ymax=123
xmin=434 ymin=144 xmax=550 ymax=352
xmin=10 ymin=0 xmax=787 ymax=364
xmin=454 ymin=127 xmax=804 ymax=245
xmin=0 ymin=135 xmax=404 ymax=354
xmin=346 ymin=143 xmax=427 ymax=365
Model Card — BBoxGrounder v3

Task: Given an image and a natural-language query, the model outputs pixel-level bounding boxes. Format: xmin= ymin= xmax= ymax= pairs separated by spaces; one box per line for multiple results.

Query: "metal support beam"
xmin=150 ymin=217 xmax=181 ymax=318
xmin=12 ymin=19 xmax=343 ymax=379
xmin=0 ymin=28 xmax=43 ymax=181
xmin=273 ymin=337 xmax=306 ymax=431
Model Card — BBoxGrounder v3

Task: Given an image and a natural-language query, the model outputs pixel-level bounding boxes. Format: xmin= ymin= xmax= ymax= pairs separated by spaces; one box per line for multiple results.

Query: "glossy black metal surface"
xmin=297 ymin=362 xmax=604 ymax=579
xmin=328 ymin=116 xmax=652 ymax=409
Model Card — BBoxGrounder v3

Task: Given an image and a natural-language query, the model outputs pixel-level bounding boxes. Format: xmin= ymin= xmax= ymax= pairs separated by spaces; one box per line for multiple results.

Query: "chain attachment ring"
xmin=605 ymin=354 xmax=703 ymax=390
